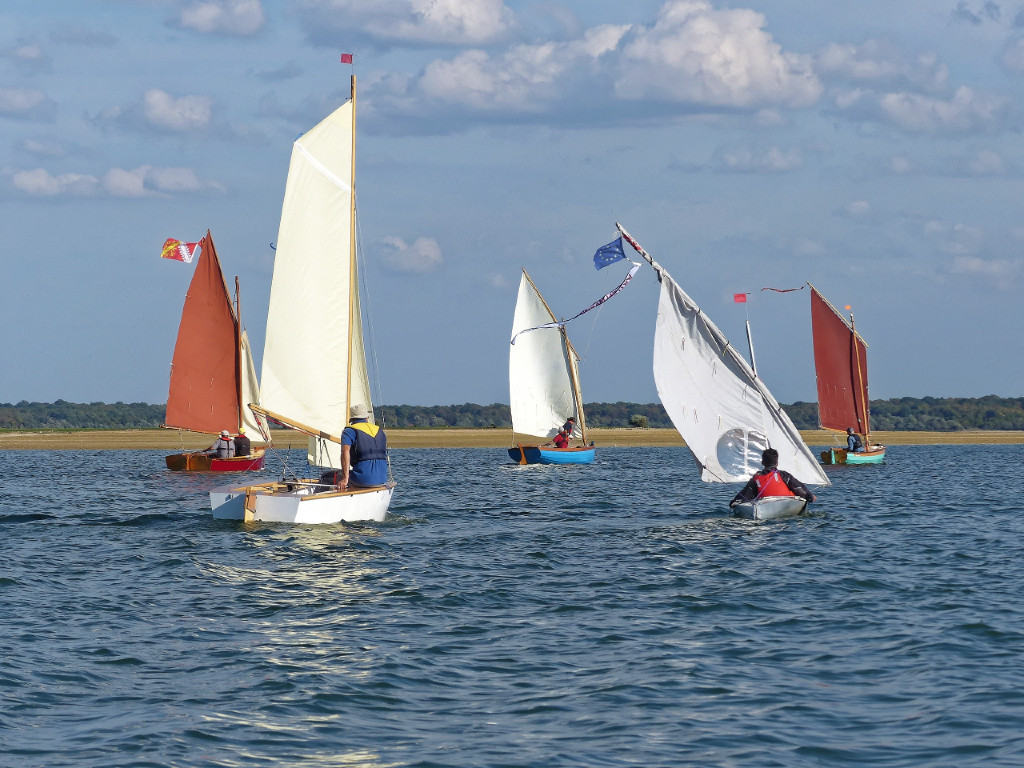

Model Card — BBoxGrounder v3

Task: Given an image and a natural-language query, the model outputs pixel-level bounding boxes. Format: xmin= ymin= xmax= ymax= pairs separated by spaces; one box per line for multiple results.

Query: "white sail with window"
xmin=618 ymin=223 xmax=828 ymax=486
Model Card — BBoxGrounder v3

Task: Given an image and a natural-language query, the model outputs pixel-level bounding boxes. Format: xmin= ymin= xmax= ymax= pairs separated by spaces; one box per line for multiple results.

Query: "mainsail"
xmin=509 ymin=271 xmax=586 ymax=440
xmin=810 ymin=284 xmax=870 ymax=436
xmin=256 ymin=100 xmax=372 ymax=467
xmin=165 ymin=231 xmax=267 ymax=439
xmin=618 ymin=224 xmax=829 ymax=486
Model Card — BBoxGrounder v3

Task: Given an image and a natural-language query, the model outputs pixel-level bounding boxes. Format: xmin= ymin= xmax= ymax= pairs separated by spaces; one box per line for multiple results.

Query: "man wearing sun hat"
xmin=205 ymin=430 xmax=235 ymax=458
xmin=335 ymin=403 xmax=388 ymax=489
xmin=233 ymin=428 xmax=251 ymax=457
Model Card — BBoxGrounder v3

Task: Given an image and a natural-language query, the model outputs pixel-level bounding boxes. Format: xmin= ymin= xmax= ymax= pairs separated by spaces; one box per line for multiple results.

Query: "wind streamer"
xmin=511 ymin=261 xmax=641 ymax=345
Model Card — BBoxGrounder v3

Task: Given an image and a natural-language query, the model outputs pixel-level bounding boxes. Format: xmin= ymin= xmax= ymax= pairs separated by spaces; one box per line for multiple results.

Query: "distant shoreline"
xmin=2 ymin=428 xmax=1024 ymax=450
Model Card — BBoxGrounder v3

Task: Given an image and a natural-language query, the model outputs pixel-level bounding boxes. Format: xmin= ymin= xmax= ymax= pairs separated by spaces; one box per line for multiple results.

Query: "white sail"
xmin=509 ymin=272 xmax=583 ymax=439
xmin=239 ymin=330 xmax=269 ymax=442
xmin=258 ymin=100 xmax=372 ymax=467
xmin=653 ymin=269 xmax=829 ymax=485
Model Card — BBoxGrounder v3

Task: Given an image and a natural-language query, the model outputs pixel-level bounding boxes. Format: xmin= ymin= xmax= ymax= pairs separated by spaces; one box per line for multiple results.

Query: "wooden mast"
xmin=850 ymin=310 xmax=869 ymax=443
xmin=562 ymin=329 xmax=587 ymax=445
xmin=234 ymin=274 xmax=243 ymax=433
xmin=345 ymin=74 xmax=357 ymax=423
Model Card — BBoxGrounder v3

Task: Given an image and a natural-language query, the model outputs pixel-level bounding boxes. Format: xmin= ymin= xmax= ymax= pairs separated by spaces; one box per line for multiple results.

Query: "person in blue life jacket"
xmin=560 ymin=416 xmax=576 ymax=444
xmin=846 ymin=427 xmax=866 ymax=452
xmin=334 ymin=403 xmax=388 ymax=489
xmin=729 ymin=448 xmax=816 ymax=507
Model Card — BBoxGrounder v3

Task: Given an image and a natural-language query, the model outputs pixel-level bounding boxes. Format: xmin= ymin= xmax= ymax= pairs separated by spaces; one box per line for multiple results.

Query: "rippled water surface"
xmin=2 ymin=445 xmax=1024 ymax=767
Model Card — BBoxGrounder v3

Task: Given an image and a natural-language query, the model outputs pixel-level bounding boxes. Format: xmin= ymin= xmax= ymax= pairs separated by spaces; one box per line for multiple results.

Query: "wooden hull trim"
xmin=166 ymin=449 xmax=266 ymax=472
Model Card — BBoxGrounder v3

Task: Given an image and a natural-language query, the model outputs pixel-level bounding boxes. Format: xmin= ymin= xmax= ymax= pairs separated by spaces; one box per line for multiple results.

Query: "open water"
xmin=1 ymin=444 xmax=1023 ymax=767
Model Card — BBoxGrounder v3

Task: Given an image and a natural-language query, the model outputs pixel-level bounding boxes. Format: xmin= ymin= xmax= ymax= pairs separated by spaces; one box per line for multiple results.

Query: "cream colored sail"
xmin=239 ymin=330 xmax=269 ymax=442
xmin=509 ymin=271 xmax=583 ymax=439
xmin=258 ymin=100 xmax=372 ymax=467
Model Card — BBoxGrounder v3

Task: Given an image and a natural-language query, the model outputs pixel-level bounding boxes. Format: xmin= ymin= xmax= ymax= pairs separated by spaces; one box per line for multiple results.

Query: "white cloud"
xmin=614 ymin=0 xmax=822 ymax=108
xmin=879 ymin=86 xmax=1006 ymax=134
xmin=11 ymin=168 xmax=99 ymax=196
xmin=816 ymin=39 xmax=948 ymax=93
xmin=104 ymin=165 xmax=224 ymax=197
xmin=142 ymin=89 xmax=213 ymax=131
xmin=178 ymin=0 xmax=265 ymax=36
xmin=377 ymin=236 xmax=443 ymax=273
xmin=834 ymin=85 xmax=1008 ymax=135
xmin=367 ymin=0 xmax=824 ymax=131
xmin=846 ymin=200 xmax=871 ymax=217
xmin=2 ymin=43 xmax=52 ymax=75
xmin=966 ymin=149 xmax=1007 ymax=175
xmin=890 ymin=156 xmax=912 ymax=174
xmin=297 ymin=0 xmax=517 ymax=47
xmin=1001 ymin=34 xmax=1024 ymax=73
xmin=416 ymin=25 xmax=626 ymax=111
xmin=0 ymin=87 xmax=54 ymax=120
xmin=9 ymin=165 xmax=220 ymax=198
xmin=925 ymin=220 xmax=985 ymax=256
xmin=951 ymin=256 xmax=1021 ymax=283
xmin=718 ymin=146 xmax=802 ymax=172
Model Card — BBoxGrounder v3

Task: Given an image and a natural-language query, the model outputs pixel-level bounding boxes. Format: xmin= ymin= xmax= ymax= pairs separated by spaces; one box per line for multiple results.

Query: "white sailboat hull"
xmin=732 ymin=495 xmax=808 ymax=521
xmin=211 ymin=481 xmax=392 ymax=523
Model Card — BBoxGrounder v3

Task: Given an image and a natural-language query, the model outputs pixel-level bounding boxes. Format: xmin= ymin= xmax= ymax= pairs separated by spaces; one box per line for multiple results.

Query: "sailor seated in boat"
xmin=545 ymin=429 xmax=569 ymax=450
xmin=233 ymin=428 xmax=251 ymax=457
xmin=846 ymin=427 xmax=866 ymax=452
xmin=205 ymin=430 xmax=235 ymax=458
xmin=729 ymin=448 xmax=816 ymax=507
xmin=320 ymin=404 xmax=389 ymax=490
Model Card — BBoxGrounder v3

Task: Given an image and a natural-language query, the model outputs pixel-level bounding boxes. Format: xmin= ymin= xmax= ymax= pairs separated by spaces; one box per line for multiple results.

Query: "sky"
xmin=3 ymin=0 xmax=1024 ymax=409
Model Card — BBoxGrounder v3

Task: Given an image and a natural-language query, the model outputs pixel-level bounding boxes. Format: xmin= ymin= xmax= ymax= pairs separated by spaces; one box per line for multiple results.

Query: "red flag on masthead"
xmin=340 ymin=53 xmax=353 ymax=64
xmin=733 ymin=293 xmax=748 ymax=303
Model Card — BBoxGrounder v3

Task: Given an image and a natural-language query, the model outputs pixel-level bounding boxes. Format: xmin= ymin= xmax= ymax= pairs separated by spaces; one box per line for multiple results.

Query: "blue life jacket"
xmin=348 ymin=422 xmax=387 ymax=463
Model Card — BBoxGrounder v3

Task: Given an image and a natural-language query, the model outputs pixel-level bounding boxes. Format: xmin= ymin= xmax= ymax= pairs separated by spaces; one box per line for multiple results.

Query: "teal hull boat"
xmin=821 ymin=446 xmax=886 ymax=465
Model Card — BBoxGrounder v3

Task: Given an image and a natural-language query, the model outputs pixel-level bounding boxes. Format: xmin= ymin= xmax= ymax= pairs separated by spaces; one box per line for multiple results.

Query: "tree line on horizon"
xmin=3 ymin=396 xmax=1024 ymax=431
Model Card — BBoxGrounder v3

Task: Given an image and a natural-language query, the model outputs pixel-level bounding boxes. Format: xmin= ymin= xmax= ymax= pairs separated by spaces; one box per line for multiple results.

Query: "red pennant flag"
xmin=161 ymin=238 xmax=201 ymax=263
xmin=340 ymin=53 xmax=353 ymax=64
xmin=733 ymin=293 xmax=747 ymax=303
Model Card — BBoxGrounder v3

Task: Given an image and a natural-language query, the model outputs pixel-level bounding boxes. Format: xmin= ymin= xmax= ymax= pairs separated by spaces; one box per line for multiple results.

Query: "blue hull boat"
xmin=508 ymin=445 xmax=596 ymax=465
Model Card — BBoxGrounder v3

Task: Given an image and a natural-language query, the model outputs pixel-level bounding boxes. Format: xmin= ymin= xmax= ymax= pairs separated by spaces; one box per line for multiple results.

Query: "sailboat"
xmin=615 ymin=223 xmax=829 ymax=519
xmin=210 ymin=75 xmax=394 ymax=523
xmin=164 ymin=230 xmax=268 ymax=472
xmin=809 ymin=284 xmax=886 ymax=465
xmin=508 ymin=270 xmax=595 ymax=465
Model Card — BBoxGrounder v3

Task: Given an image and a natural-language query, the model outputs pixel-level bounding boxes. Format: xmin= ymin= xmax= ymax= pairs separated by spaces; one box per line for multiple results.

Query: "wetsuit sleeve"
xmin=781 ymin=471 xmax=813 ymax=501
xmin=730 ymin=478 xmax=759 ymax=506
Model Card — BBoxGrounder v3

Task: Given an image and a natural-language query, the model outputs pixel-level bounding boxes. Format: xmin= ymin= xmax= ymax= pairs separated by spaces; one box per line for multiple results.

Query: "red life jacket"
xmin=754 ymin=469 xmax=795 ymax=498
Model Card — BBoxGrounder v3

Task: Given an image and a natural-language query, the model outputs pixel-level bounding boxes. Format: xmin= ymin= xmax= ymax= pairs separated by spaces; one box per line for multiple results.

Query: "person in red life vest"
xmin=546 ymin=428 xmax=569 ymax=449
xmin=729 ymin=448 xmax=816 ymax=508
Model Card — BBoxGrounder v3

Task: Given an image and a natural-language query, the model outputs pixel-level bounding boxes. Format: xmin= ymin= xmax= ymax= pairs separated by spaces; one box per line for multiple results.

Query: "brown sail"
xmin=164 ymin=231 xmax=241 ymax=435
xmin=810 ymin=284 xmax=870 ymax=436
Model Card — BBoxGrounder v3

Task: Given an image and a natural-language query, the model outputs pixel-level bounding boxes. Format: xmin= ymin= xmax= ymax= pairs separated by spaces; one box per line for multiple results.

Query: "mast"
xmin=345 ymin=74 xmax=357 ymax=422
xmin=745 ymin=319 xmax=758 ymax=377
xmin=561 ymin=328 xmax=587 ymax=443
xmin=850 ymin=311 xmax=869 ymax=441
xmin=234 ymin=275 xmax=243 ymax=432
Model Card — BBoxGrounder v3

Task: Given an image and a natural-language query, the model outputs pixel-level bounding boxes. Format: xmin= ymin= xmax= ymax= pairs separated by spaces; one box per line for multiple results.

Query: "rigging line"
xmin=353 ymin=202 xmax=395 ymax=483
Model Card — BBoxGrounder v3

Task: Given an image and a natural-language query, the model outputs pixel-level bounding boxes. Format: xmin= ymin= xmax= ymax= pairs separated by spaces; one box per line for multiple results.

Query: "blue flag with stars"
xmin=593 ymin=237 xmax=626 ymax=270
